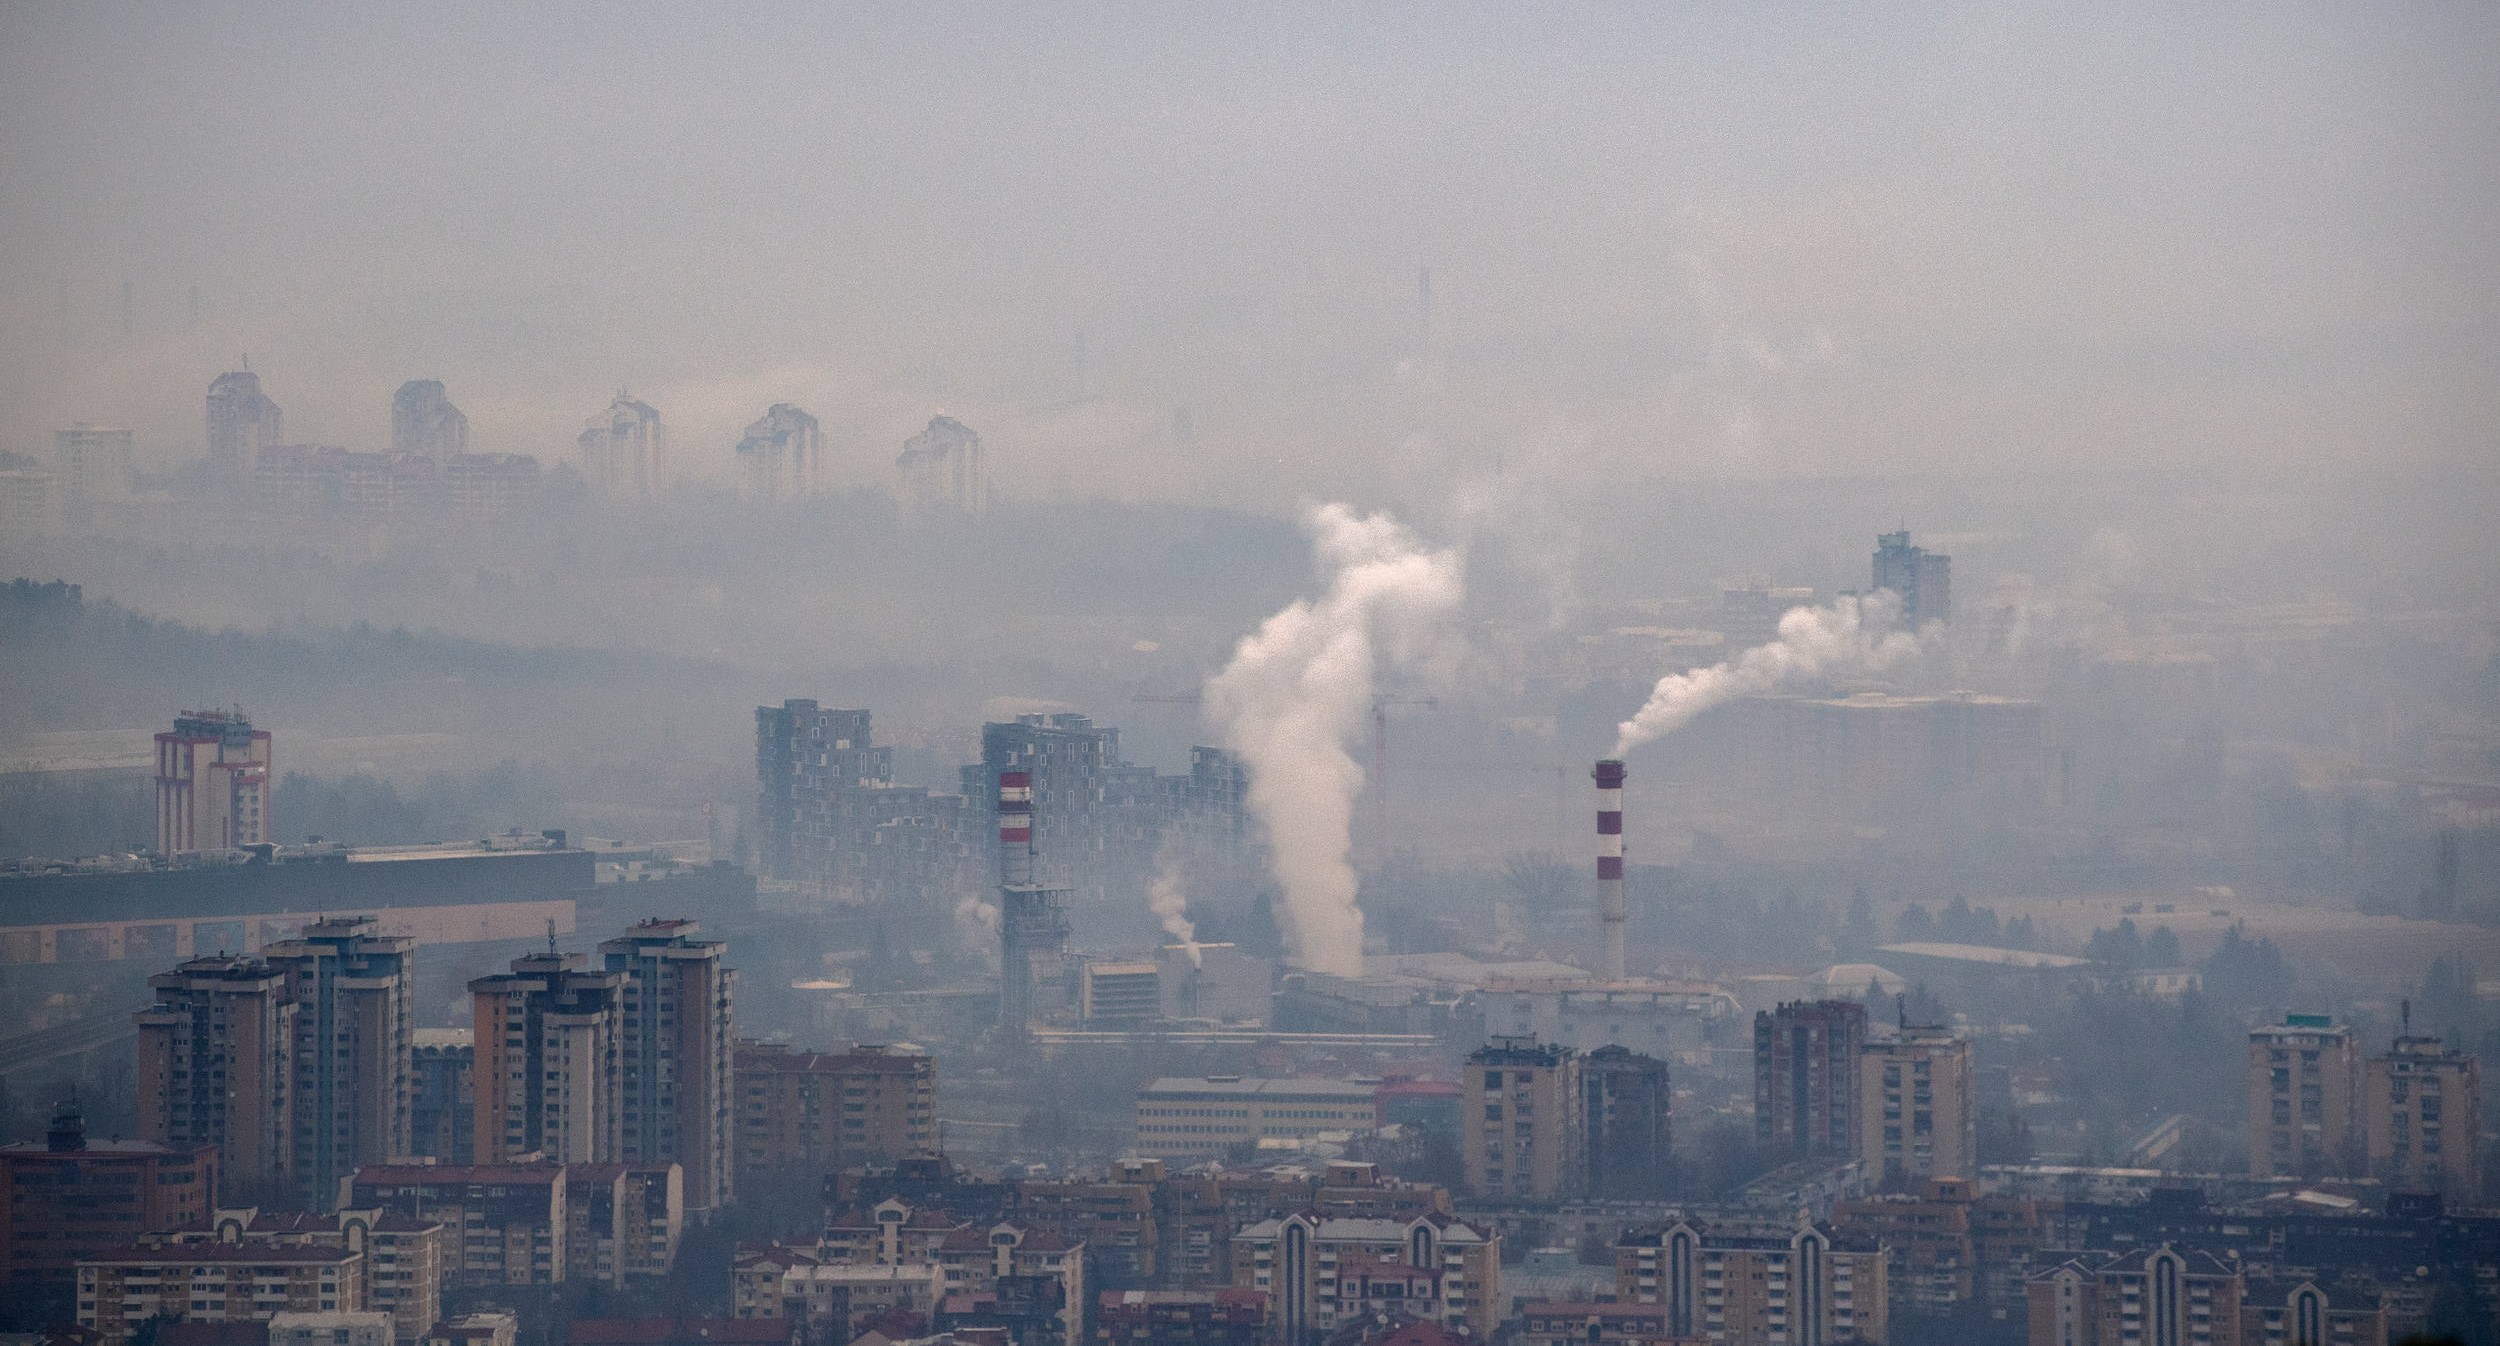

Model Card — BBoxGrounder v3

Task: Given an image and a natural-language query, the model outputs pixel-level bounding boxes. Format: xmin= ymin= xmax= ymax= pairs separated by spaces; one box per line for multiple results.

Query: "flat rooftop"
xmin=1139 ymin=1077 xmax=1377 ymax=1100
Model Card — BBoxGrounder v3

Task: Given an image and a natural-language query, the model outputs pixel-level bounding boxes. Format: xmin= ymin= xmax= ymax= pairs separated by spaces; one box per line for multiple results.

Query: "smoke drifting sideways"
xmin=1205 ymin=504 xmax=1464 ymax=978
xmin=1612 ymin=592 xmax=1925 ymax=758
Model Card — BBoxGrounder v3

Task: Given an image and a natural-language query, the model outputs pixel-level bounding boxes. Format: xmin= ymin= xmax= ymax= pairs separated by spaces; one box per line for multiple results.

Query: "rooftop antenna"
xmin=546 ymin=918 xmax=558 ymax=959
xmin=2401 ymin=997 xmax=2412 ymax=1043
xmin=1895 ymin=992 xmax=1907 ymax=1032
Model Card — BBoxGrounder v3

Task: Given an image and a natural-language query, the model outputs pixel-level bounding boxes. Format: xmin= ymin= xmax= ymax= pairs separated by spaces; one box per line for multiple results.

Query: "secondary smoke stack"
xmin=998 ymin=769 xmax=1033 ymax=888
xmin=1595 ymin=758 xmax=1626 ymax=982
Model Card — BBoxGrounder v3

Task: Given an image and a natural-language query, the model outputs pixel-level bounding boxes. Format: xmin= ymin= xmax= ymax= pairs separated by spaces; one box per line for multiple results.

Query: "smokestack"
xmin=998 ymin=769 xmax=1034 ymax=887
xmin=1595 ymin=758 xmax=1626 ymax=982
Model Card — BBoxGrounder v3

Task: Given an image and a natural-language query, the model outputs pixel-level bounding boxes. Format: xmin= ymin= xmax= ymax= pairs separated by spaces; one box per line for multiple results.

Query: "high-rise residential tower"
xmin=2367 ymin=1028 xmax=2481 ymax=1198
xmin=579 ymin=391 xmax=664 ymax=497
xmin=154 ymin=708 xmax=273 ymax=857
xmin=1582 ymin=1045 xmax=1672 ymax=1198
xmin=263 ymin=916 xmax=414 ymax=1207
xmin=54 ymin=425 xmax=135 ymax=515
xmin=1755 ymin=999 xmax=1867 ymax=1160
xmin=469 ymin=950 xmax=627 ymax=1166
xmin=135 ymin=955 xmax=296 ymax=1202
xmin=391 ymin=380 xmax=469 ymax=458
xmin=1857 ymin=1022 xmax=1976 ymax=1185
xmin=735 ymin=403 xmax=820 ymax=501
xmin=600 ymin=920 xmax=735 ymax=1211
xmin=2248 ymin=1013 xmax=2363 ymax=1181
xmin=1464 ymin=1036 xmax=1585 ymax=1199
xmin=1872 ymin=530 xmax=1952 ymax=628
xmin=894 ymin=414 xmax=985 ymax=522
xmin=206 ymin=368 xmax=282 ymax=474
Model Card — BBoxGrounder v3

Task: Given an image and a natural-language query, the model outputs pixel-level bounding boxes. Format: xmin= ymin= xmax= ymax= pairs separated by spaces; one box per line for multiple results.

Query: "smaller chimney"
xmin=1595 ymin=759 xmax=1626 ymax=982
xmin=999 ymin=769 xmax=1034 ymax=888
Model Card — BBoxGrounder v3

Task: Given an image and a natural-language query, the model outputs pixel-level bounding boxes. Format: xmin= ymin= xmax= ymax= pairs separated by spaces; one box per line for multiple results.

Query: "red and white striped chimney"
xmin=1595 ymin=758 xmax=1626 ymax=982
xmin=998 ymin=768 xmax=1034 ymax=888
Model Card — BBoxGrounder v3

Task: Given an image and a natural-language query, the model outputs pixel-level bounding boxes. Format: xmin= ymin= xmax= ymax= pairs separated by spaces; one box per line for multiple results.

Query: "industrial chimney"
xmin=1595 ymin=758 xmax=1626 ymax=982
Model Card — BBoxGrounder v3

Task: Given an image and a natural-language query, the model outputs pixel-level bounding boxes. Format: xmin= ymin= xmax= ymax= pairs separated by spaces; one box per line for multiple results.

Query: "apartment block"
xmin=2248 ymin=1014 xmax=2363 ymax=1180
xmin=469 ymin=952 xmax=627 ymax=1166
xmin=1228 ymin=1213 xmax=1499 ymax=1343
xmin=346 ymin=1164 xmax=566 ymax=1286
xmin=264 ymin=916 xmax=414 ymax=1208
xmin=0 ymin=1104 xmax=218 ymax=1298
xmin=601 ymin=919 xmax=737 ymax=1210
xmin=163 ymin=1206 xmax=445 ymax=1344
xmin=409 ymin=1029 xmax=475 ymax=1165
xmin=1615 ymin=1217 xmax=1887 ymax=1346
xmin=1464 ymin=1037 xmax=1584 ymax=1199
xmin=736 ymin=1041 xmax=938 ymax=1180
xmin=76 ymin=1243 xmax=363 ymax=1343
xmin=1582 ymin=1045 xmax=1672 ymax=1198
xmin=1858 ymin=1024 xmax=1977 ymax=1185
xmin=2366 ymin=1032 xmax=2481 ymax=1199
xmin=564 ymin=1163 xmax=684 ymax=1284
xmin=1754 ymin=1000 xmax=1866 ymax=1160
xmin=2027 ymin=1247 xmax=2247 ymax=1346
xmin=136 ymin=955 xmax=298 ymax=1201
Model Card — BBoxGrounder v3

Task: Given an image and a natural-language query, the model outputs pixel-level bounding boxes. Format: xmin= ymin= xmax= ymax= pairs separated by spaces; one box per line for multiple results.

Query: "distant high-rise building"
xmin=154 ymin=708 xmax=273 ymax=856
xmin=1857 ymin=1023 xmax=1976 ymax=1185
xmin=996 ymin=769 xmax=1071 ymax=1044
xmin=600 ymin=920 xmax=736 ymax=1211
xmin=206 ymin=368 xmax=283 ymax=474
xmin=391 ymin=380 xmax=469 ymax=458
xmin=2366 ymin=1029 xmax=2480 ymax=1198
xmin=1872 ymin=530 xmax=1951 ymax=628
xmin=579 ymin=392 xmax=664 ymax=497
xmin=0 ymin=451 xmax=56 ymax=535
xmin=894 ymin=414 xmax=984 ymax=522
xmin=1582 ymin=1045 xmax=1672 ymax=1198
xmin=54 ymin=425 xmax=135 ymax=515
xmin=262 ymin=916 xmax=414 ymax=1207
xmin=135 ymin=954 xmax=297 ymax=1201
xmin=2248 ymin=1013 xmax=2363 ymax=1181
xmin=754 ymin=700 xmax=988 ymax=914
xmin=409 ymin=1028 xmax=475 ymax=1165
xmin=1755 ymin=999 xmax=1867 ymax=1160
xmin=736 ymin=403 xmax=820 ymax=501
xmin=1464 ymin=1035 xmax=1585 ymax=1199
xmin=469 ymin=950 xmax=627 ymax=1167
xmin=973 ymin=714 xmax=1125 ymax=897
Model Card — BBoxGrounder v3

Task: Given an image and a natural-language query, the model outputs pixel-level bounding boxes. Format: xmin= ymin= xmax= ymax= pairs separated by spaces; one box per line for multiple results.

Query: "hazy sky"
xmin=3 ymin=3 xmax=2493 ymax=509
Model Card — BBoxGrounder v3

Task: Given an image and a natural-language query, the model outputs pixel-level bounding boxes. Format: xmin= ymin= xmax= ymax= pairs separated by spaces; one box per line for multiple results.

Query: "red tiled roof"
xmin=154 ymin=1325 xmax=268 ymax=1346
xmin=566 ymin=1319 xmax=789 ymax=1346
xmin=84 ymin=1244 xmax=357 ymax=1265
xmin=353 ymin=1163 xmax=563 ymax=1186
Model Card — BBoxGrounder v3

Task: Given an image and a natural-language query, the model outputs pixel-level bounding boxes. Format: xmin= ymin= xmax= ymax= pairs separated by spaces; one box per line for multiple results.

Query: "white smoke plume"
xmin=954 ymin=892 xmax=998 ymax=950
xmin=1147 ymin=837 xmax=1199 ymax=963
xmin=1612 ymin=592 xmax=1924 ymax=757
xmin=1205 ymin=503 xmax=1464 ymax=978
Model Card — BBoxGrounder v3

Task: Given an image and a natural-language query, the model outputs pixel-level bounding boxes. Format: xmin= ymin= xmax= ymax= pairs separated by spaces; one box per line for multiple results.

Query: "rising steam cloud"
xmin=1205 ymin=504 xmax=1464 ymax=978
xmin=1147 ymin=838 xmax=1199 ymax=963
xmin=1613 ymin=593 xmax=1924 ymax=757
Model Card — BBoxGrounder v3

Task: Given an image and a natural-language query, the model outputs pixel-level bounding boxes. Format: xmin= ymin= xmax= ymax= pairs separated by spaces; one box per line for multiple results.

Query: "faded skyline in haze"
xmin=4 ymin=3 xmax=2494 ymax=512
